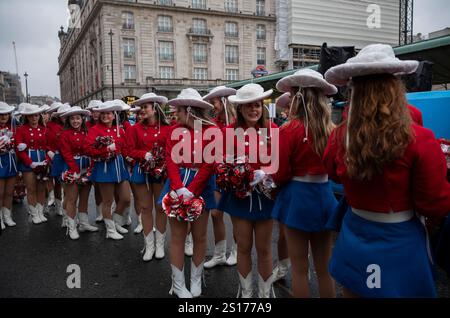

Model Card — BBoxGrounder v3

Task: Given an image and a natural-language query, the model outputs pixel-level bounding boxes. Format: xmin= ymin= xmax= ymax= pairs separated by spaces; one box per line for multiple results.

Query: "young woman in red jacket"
xmin=15 ymin=104 xmax=49 ymax=224
xmin=59 ymin=106 xmax=99 ymax=239
xmin=84 ymin=101 xmax=130 ymax=240
xmin=323 ymin=44 xmax=450 ymax=297
xmin=272 ymin=69 xmax=338 ymax=298
xmin=159 ymin=88 xmax=218 ymax=298
xmin=128 ymin=93 xmax=170 ymax=261
xmin=202 ymin=86 xmax=238 ymax=269
xmin=0 ymin=102 xmax=18 ymax=230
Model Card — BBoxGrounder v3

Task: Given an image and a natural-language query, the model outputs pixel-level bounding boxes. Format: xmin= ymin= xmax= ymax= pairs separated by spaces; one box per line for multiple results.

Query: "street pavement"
xmin=0 ymin=192 xmax=448 ymax=298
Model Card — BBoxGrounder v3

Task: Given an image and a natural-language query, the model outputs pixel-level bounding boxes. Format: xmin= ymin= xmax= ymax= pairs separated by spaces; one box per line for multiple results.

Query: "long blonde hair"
xmin=345 ymin=74 xmax=413 ymax=181
xmin=289 ymin=87 xmax=334 ymax=157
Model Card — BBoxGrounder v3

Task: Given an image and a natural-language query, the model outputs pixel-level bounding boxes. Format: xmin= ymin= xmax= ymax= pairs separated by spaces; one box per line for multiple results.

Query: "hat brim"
xmin=276 ymin=75 xmax=338 ymax=96
xmin=203 ymin=88 xmax=237 ymax=101
xmin=132 ymin=96 xmax=168 ymax=106
xmin=20 ymin=109 xmax=45 ymax=116
xmin=92 ymin=105 xmax=124 ymax=112
xmin=168 ymin=98 xmax=213 ymax=110
xmin=129 ymin=107 xmax=141 ymax=113
xmin=60 ymin=110 xmax=90 ymax=118
xmin=228 ymin=89 xmax=273 ymax=105
xmin=325 ymin=60 xmax=419 ymax=86
xmin=0 ymin=106 xmax=16 ymax=114
xmin=46 ymin=105 xmax=61 ymax=113
xmin=275 ymin=93 xmax=291 ymax=109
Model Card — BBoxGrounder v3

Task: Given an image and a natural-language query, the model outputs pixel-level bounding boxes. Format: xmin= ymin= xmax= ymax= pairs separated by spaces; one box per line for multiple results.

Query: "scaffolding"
xmin=399 ymin=0 xmax=414 ymax=45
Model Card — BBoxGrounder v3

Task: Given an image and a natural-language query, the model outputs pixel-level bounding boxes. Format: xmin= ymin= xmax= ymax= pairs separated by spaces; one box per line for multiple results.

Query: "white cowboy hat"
xmin=129 ymin=106 xmax=141 ymax=113
xmin=276 ymin=69 xmax=338 ymax=95
xmin=93 ymin=100 xmax=123 ymax=112
xmin=132 ymin=93 xmax=168 ymax=106
xmin=203 ymin=86 xmax=237 ymax=101
xmin=228 ymin=83 xmax=273 ymax=105
xmin=20 ymin=103 xmax=45 ymax=116
xmin=60 ymin=106 xmax=91 ymax=118
xmin=86 ymin=100 xmax=103 ymax=110
xmin=40 ymin=104 xmax=51 ymax=112
xmin=117 ymin=99 xmax=131 ymax=111
xmin=325 ymin=44 xmax=419 ymax=86
xmin=169 ymin=88 xmax=214 ymax=110
xmin=47 ymin=102 xmax=63 ymax=113
xmin=52 ymin=104 xmax=72 ymax=117
xmin=275 ymin=92 xmax=291 ymax=109
xmin=0 ymin=102 xmax=15 ymax=114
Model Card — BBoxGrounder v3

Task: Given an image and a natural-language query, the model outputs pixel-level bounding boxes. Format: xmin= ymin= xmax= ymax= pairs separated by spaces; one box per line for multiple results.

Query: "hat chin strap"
xmin=220 ymin=97 xmax=229 ymax=126
xmin=185 ymin=106 xmax=217 ymax=127
xmin=114 ymin=111 xmax=120 ymax=137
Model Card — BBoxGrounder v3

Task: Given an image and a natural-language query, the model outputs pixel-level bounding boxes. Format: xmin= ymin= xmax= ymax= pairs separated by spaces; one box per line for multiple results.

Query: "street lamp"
xmin=108 ymin=29 xmax=115 ymax=99
xmin=24 ymin=72 xmax=29 ymax=103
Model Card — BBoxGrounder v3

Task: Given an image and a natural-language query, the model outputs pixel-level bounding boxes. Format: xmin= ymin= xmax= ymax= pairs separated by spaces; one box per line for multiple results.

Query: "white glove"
xmin=18 ymin=143 xmax=27 ymax=152
xmin=74 ymin=172 xmax=81 ymax=180
xmin=176 ymin=187 xmax=194 ymax=201
xmin=144 ymin=152 xmax=153 ymax=162
xmin=0 ymin=135 xmax=10 ymax=143
xmin=47 ymin=151 xmax=55 ymax=160
xmin=250 ymin=169 xmax=266 ymax=186
xmin=30 ymin=162 xmax=44 ymax=169
xmin=107 ymin=143 xmax=116 ymax=152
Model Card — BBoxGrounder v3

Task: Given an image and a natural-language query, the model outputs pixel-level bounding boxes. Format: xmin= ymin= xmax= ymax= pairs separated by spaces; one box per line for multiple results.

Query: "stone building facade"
xmin=58 ymin=0 xmax=278 ymax=106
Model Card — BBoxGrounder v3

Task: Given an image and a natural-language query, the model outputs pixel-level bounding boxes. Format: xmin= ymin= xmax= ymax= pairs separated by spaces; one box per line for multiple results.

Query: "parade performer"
xmin=129 ymin=93 xmax=170 ymax=261
xmin=160 ymin=88 xmax=218 ymax=298
xmin=202 ymin=86 xmax=238 ymax=268
xmin=272 ymin=69 xmax=338 ymax=298
xmin=323 ymin=44 xmax=450 ymax=297
xmin=84 ymin=101 xmax=130 ymax=240
xmin=218 ymin=83 xmax=278 ymax=298
xmin=60 ymin=106 xmax=98 ymax=240
xmin=0 ymin=102 xmax=18 ymax=229
xmin=15 ymin=104 xmax=49 ymax=224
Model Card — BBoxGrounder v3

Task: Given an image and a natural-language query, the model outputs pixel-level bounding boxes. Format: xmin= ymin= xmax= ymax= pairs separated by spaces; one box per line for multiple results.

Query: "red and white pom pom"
xmin=162 ymin=190 xmax=205 ymax=222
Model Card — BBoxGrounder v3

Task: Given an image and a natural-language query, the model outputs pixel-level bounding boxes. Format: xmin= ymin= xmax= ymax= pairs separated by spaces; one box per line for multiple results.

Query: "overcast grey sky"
xmin=0 ymin=0 xmax=449 ymax=100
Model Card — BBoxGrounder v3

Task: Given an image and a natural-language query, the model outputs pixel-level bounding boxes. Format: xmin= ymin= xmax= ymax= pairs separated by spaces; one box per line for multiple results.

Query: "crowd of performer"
xmin=0 ymin=43 xmax=449 ymax=298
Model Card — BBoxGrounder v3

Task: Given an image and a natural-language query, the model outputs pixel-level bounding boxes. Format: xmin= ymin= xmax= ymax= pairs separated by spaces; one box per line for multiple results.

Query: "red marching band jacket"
xmin=45 ymin=121 xmax=64 ymax=154
xmin=15 ymin=123 xmax=48 ymax=166
xmin=165 ymin=123 xmax=220 ymax=196
xmin=323 ymin=123 xmax=450 ymax=218
xmin=272 ymin=119 xmax=327 ymax=186
xmin=126 ymin=122 xmax=171 ymax=163
xmin=59 ymin=127 xmax=89 ymax=174
xmin=84 ymin=123 xmax=128 ymax=160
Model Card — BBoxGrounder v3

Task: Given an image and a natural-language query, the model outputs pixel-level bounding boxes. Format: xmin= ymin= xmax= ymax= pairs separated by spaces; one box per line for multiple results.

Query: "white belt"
xmin=351 ymin=208 xmax=414 ymax=223
xmin=292 ymin=174 xmax=328 ymax=184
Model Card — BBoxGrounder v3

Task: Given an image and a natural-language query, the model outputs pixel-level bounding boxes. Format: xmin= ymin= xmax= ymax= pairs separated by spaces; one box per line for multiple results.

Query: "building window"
xmin=225 ymin=22 xmax=238 ymax=37
xmin=225 ymin=0 xmax=238 ymax=13
xmin=225 ymin=45 xmax=239 ymax=64
xmin=226 ymin=69 xmax=239 ymax=81
xmin=158 ymin=15 xmax=173 ymax=32
xmin=159 ymin=66 xmax=174 ymax=79
xmin=123 ymin=38 xmax=135 ymax=59
xmin=192 ymin=18 xmax=207 ymax=34
xmin=256 ymin=24 xmax=266 ymax=40
xmin=124 ymin=65 xmax=136 ymax=81
xmin=157 ymin=0 xmax=173 ymax=5
xmin=256 ymin=0 xmax=265 ymax=16
xmin=122 ymin=11 xmax=134 ymax=30
xmin=159 ymin=41 xmax=174 ymax=61
xmin=257 ymin=47 xmax=266 ymax=65
xmin=193 ymin=43 xmax=207 ymax=63
xmin=193 ymin=68 xmax=208 ymax=80
xmin=192 ymin=0 xmax=206 ymax=9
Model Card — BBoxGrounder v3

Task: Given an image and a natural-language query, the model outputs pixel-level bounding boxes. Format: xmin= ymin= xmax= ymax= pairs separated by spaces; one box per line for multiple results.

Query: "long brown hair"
xmin=289 ymin=87 xmax=334 ymax=157
xmin=141 ymin=103 xmax=170 ymax=126
xmin=345 ymin=74 xmax=413 ymax=181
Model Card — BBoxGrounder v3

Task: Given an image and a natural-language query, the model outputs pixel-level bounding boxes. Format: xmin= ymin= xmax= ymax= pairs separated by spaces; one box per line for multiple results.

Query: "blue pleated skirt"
xmin=129 ymin=163 xmax=163 ymax=184
xmin=218 ymin=189 xmax=274 ymax=222
xmin=329 ymin=207 xmax=437 ymax=298
xmin=90 ymin=155 xmax=130 ymax=183
xmin=0 ymin=152 xmax=18 ymax=178
xmin=18 ymin=149 xmax=46 ymax=172
xmin=158 ymin=167 xmax=216 ymax=210
xmin=61 ymin=156 xmax=91 ymax=180
xmin=50 ymin=153 xmax=65 ymax=178
xmin=272 ymin=180 xmax=337 ymax=232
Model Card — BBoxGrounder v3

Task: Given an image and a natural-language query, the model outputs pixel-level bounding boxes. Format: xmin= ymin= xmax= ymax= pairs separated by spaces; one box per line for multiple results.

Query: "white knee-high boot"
xmin=204 ymin=240 xmax=227 ymax=269
xmin=155 ymin=229 xmax=166 ymax=259
xmin=237 ymin=271 xmax=254 ymax=298
xmin=169 ymin=264 xmax=193 ymax=298
xmin=142 ymin=231 xmax=155 ymax=261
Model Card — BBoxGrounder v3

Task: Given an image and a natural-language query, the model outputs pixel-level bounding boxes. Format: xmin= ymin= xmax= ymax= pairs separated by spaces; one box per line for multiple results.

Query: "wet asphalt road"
xmin=0 ymin=192 xmax=448 ymax=298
